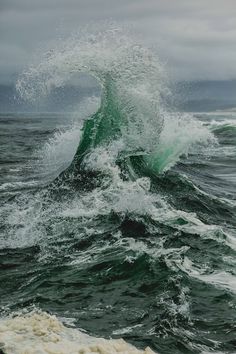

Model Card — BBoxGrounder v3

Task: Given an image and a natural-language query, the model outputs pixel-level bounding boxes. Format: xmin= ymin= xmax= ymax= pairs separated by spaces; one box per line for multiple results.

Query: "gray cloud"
xmin=1 ymin=0 xmax=236 ymax=83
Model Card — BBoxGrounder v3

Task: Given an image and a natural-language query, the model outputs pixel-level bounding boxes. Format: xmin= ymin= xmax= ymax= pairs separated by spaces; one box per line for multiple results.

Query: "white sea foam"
xmin=177 ymin=256 xmax=236 ymax=294
xmin=0 ymin=311 xmax=156 ymax=354
xmin=0 ymin=181 xmax=38 ymax=192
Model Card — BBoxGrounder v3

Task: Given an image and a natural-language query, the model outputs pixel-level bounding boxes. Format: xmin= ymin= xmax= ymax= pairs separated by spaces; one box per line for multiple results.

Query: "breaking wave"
xmin=17 ymin=28 xmax=214 ymax=178
xmin=1 ymin=27 xmax=232 ymax=354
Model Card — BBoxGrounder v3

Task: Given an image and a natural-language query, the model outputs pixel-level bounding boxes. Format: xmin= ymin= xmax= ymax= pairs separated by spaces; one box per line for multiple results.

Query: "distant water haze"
xmin=1 ymin=79 xmax=236 ymax=113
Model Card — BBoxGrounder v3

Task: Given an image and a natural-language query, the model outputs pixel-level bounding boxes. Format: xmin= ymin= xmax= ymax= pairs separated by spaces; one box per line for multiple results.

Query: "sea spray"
xmin=16 ymin=27 xmax=214 ymax=176
xmin=1 ymin=27 xmax=234 ymax=354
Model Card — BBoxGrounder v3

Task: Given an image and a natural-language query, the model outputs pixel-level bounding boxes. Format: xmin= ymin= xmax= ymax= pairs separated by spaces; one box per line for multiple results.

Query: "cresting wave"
xmin=2 ymin=27 xmax=233 ymax=354
xmin=16 ymin=28 xmax=214 ymax=177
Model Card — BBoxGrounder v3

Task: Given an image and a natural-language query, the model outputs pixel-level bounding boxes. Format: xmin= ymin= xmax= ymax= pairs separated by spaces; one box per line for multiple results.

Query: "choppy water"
xmin=1 ymin=28 xmax=236 ymax=354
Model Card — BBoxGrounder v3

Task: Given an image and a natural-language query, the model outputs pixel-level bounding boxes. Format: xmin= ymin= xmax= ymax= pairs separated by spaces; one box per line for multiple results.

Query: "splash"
xmin=16 ymin=27 xmax=214 ymax=178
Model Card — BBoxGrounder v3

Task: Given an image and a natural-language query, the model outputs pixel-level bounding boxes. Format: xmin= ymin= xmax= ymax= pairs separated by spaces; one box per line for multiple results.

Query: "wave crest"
xmin=16 ymin=27 xmax=215 ymax=177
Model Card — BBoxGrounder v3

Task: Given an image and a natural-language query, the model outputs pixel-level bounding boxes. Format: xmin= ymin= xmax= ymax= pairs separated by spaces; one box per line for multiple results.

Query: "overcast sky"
xmin=1 ymin=0 xmax=236 ymax=84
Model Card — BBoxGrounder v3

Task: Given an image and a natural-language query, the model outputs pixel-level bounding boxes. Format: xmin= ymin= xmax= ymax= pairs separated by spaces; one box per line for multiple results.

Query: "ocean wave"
xmin=17 ymin=27 xmax=215 ymax=177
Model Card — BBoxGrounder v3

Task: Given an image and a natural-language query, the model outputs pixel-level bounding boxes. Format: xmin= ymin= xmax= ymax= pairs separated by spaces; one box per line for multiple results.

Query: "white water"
xmin=16 ymin=26 xmax=215 ymax=173
xmin=0 ymin=310 xmax=155 ymax=354
xmin=0 ymin=28 xmax=227 ymax=354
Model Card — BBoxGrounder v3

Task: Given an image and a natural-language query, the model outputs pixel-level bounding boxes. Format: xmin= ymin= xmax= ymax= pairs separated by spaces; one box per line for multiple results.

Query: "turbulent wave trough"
xmin=0 ymin=28 xmax=236 ymax=354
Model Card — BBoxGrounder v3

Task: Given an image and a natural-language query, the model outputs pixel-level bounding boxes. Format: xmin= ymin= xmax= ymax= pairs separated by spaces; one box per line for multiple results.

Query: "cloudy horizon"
xmin=1 ymin=0 xmax=236 ymax=85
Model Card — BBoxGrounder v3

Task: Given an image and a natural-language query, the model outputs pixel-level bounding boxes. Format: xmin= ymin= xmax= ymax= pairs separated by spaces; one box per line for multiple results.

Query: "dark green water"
xmin=1 ymin=28 xmax=236 ymax=354
xmin=0 ymin=110 xmax=236 ymax=354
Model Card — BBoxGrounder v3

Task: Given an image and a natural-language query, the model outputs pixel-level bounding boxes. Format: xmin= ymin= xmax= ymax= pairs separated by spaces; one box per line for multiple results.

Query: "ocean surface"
xmin=0 ymin=29 xmax=236 ymax=354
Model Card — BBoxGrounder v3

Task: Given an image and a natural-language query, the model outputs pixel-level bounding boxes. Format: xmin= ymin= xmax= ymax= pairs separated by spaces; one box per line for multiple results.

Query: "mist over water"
xmin=0 ymin=28 xmax=236 ymax=354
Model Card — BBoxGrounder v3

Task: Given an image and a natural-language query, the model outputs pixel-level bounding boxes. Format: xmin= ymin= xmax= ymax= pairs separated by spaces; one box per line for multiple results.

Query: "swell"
xmin=211 ymin=123 xmax=236 ymax=145
xmin=0 ymin=28 xmax=236 ymax=354
xmin=1 ymin=111 xmax=236 ymax=354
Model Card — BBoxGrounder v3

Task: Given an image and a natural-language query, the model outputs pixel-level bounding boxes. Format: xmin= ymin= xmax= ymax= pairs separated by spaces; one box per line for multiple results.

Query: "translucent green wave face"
xmin=74 ymin=75 xmax=123 ymax=162
xmin=70 ymin=82 xmax=155 ymax=179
